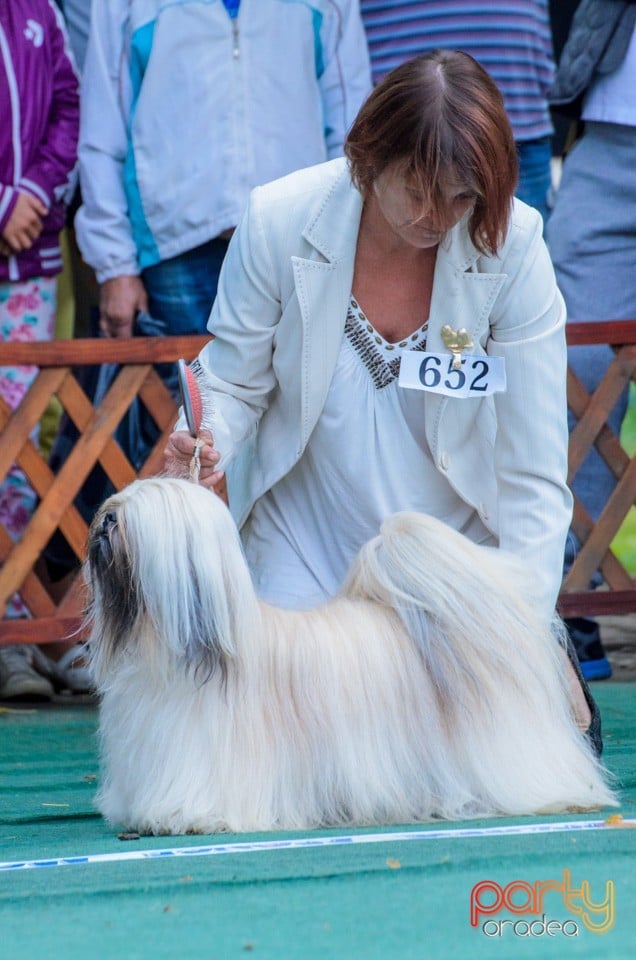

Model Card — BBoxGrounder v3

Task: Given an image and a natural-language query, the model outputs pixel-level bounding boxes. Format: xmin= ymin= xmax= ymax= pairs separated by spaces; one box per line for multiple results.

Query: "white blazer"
xmin=192 ymin=158 xmax=573 ymax=623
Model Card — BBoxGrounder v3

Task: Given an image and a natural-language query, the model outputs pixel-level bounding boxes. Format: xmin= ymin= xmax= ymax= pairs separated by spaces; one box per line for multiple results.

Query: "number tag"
xmin=399 ymin=351 xmax=506 ymax=398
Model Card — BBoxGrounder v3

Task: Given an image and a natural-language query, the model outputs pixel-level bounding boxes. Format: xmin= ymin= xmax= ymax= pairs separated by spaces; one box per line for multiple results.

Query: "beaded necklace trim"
xmin=345 ymin=297 xmax=429 ymax=390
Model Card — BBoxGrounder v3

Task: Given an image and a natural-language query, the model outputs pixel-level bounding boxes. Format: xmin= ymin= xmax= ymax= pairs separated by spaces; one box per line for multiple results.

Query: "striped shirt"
xmin=360 ymin=1 xmax=555 ymax=141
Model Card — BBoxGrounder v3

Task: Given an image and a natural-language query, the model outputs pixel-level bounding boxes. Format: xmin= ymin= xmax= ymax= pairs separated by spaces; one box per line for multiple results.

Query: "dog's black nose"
xmin=100 ymin=511 xmax=117 ymax=536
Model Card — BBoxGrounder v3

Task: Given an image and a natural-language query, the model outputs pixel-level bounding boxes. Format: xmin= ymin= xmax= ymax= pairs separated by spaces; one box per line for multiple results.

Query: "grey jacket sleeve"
xmin=549 ymin=0 xmax=636 ymax=116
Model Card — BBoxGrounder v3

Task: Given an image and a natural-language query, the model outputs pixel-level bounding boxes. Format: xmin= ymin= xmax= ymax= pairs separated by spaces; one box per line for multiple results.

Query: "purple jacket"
xmin=0 ymin=0 xmax=79 ymax=283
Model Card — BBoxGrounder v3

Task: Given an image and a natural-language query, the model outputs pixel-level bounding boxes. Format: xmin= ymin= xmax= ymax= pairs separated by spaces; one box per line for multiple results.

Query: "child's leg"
xmin=0 ymin=277 xmax=57 ymax=617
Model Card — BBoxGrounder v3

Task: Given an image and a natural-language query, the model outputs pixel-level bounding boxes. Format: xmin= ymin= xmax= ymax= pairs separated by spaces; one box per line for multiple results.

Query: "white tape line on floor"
xmin=1 ymin=818 xmax=633 ymax=872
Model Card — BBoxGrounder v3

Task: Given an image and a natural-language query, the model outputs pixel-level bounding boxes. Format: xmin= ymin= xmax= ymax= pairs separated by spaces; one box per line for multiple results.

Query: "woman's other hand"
xmin=164 ymin=428 xmax=228 ymax=503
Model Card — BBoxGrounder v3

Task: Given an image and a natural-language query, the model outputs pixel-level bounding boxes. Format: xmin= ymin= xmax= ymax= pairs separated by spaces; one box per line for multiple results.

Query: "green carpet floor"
xmin=1 ymin=685 xmax=634 ymax=960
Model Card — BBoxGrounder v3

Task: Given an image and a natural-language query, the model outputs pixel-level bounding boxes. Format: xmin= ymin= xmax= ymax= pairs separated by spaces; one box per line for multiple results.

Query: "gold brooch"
xmin=441 ymin=325 xmax=474 ymax=370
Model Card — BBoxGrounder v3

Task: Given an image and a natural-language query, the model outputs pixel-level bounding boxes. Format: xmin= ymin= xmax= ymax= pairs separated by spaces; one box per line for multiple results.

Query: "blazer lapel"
xmin=292 ymin=163 xmax=363 ymax=446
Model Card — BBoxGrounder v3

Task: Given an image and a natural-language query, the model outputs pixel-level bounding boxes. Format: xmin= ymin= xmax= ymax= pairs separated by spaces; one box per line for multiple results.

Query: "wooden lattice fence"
xmin=1 ymin=322 xmax=636 ymax=647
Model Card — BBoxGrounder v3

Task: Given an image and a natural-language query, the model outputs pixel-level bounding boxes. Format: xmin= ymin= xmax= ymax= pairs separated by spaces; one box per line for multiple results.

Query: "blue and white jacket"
xmin=76 ymin=0 xmax=372 ymax=283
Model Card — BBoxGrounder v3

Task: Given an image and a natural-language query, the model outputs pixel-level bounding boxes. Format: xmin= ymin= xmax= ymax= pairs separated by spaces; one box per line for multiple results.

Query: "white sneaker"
xmin=0 ymin=645 xmax=55 ymax=701
xmin=32 ymin=644 xmax=94 ymax=694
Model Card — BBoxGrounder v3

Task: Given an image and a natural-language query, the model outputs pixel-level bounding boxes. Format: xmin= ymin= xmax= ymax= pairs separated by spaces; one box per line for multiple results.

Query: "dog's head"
xmin=85 ymin=477 xmax=259 ymax=683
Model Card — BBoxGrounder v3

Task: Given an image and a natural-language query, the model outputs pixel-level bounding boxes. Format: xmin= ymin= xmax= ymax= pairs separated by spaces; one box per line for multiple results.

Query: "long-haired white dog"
xmin=85 ymin=477 xmax=616 ymax=835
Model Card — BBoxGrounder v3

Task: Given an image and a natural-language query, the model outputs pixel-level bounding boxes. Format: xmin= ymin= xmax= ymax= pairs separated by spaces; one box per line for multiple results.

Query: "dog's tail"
xmin=343 ymin=512 xmax=617 ymax=814
xmin=343 ymin=512 xmax=536 ymax=706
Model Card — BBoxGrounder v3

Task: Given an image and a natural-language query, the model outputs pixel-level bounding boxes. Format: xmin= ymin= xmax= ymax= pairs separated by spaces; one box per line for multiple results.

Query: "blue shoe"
xmin=565 ymin=618 xmax=612 ymax=681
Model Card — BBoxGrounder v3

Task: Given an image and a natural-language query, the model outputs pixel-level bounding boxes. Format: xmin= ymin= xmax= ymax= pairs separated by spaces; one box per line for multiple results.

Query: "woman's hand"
xmin=164 ymin=428 xmax=228 ymax=503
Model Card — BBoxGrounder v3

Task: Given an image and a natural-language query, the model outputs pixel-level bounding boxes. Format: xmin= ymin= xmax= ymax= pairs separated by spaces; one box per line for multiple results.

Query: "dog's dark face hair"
xmin=87 ymin=505 xmax=140 ymax=643
xmin=86 ymin=488 xmax=233 ymax=683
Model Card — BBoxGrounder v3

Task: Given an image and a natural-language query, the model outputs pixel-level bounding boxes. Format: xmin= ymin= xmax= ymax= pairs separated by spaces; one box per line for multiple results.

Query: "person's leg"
xmin=142 ymin=237 xmax=230 ymax=334
xmin=561 ymin=628 xmax=602 ymax=756
xmin=516 ymin=136 xmax=553 ymax=227
xmin=549 ymin=124 xmax=636 ymax=521
xmin=0 ymin=278 xmax=57 ymax=700
xmin=547 ymin=121 xmax=636 ymax=679
xmin=139 ymin=238 xmax=230 ymax=441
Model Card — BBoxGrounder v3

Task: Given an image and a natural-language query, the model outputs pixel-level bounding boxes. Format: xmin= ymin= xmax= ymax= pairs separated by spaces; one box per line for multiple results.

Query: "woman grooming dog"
xmin=165 ymin=51 xmax=597 ymax=748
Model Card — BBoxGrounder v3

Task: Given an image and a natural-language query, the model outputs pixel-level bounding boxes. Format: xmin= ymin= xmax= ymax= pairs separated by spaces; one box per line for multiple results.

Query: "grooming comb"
xmin=177 ymin=358 xmax=204 ymax=438
xmin=177 ymin=358 xmax=215 ymax=482
xmin=176 ymin=358 xmax=229 ymax=504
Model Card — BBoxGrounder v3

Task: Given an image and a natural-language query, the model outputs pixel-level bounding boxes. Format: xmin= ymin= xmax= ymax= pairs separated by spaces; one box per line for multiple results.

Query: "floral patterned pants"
xmin=0 ymin=277 xmax=57 ymax=618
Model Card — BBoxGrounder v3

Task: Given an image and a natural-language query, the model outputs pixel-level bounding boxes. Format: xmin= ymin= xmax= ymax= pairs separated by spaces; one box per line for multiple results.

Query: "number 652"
xmin=418 ymin=356 xmax=488 ymax=392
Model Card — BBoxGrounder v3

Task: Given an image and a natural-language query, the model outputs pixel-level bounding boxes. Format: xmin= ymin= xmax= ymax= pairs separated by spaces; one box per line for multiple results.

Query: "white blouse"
xmin=243 ymin=298 xmax=491 ymax=608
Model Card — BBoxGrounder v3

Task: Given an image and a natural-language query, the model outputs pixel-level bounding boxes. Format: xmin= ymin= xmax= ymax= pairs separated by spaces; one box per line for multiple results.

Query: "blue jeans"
xmin=142 ymin=236 xmax=230 ymax=334
xmin=516 ymin=136 xmax=553 ymax=227
xmin=138 ymin=238 xmax=230 ymax=445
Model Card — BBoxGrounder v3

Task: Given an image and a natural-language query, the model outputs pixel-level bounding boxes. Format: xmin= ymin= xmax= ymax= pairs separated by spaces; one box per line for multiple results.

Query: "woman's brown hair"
xmin=345 ymin=49 xmax=519 ymax=256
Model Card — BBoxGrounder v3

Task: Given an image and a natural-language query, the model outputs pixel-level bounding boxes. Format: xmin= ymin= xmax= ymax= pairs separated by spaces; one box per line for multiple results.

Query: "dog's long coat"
xmin=86 ymin=478 xmax=616 ymax=834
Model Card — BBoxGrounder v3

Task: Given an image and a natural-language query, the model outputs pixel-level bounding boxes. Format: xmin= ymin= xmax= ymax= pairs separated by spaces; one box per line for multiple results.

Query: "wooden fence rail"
xmin=1 ymin=322 xmax=636 ymax=646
